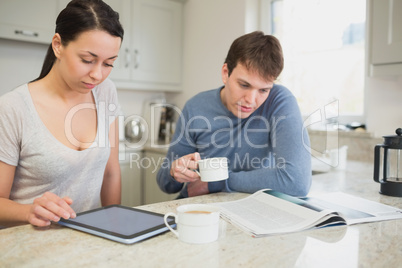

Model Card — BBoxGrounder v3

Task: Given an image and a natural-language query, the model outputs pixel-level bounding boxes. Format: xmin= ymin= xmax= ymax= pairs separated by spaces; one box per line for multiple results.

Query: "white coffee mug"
xmin=195 ymin=157 xmax=229 ymax=182
xmin=163 ymin=204 xmax=220 ymax=244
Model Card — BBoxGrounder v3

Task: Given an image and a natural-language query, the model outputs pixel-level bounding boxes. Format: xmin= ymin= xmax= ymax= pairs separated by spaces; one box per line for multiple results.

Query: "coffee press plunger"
xmin=374 ymin=128 xmax=402 ymax=197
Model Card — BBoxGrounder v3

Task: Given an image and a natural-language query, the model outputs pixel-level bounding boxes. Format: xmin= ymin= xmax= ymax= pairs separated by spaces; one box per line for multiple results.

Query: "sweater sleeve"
xmin=156 ymin=105 xmax=194 ymax=194
xmin=227 ymin=91 xmax=312 ymax=197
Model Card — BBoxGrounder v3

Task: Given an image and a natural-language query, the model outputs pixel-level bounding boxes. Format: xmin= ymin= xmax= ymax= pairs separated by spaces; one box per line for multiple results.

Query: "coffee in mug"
xmin=185 ymin=211 xmax=212 ymax=214
xmin=163 ymin=204 xmax=220 ymax=244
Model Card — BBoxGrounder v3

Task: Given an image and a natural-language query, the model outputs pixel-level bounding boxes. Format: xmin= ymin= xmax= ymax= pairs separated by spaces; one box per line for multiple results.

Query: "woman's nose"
xmin=89 ymin=64 xmax=102 ymax=81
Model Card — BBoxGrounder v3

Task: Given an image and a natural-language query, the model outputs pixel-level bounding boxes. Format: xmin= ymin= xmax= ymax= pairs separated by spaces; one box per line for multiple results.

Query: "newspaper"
xmin=213 ymin=189 xmax=402 ymax=237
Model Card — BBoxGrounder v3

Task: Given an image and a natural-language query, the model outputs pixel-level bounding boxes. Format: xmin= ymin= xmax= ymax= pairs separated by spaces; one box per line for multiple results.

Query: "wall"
xmin=365 ymin=76 xmax=402 ymax=137
xmin=166 ymin=0 xmax=258 ymax=110
xmin=0 ymin=39 xmax=47 ymax=95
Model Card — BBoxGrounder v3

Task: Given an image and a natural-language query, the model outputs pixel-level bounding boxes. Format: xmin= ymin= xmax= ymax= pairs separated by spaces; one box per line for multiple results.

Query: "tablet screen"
xmin=58 ymin=205 xmax=175 ymax=244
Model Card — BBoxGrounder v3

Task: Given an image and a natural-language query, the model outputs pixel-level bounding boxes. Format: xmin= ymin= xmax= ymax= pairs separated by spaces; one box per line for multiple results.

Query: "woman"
xmin=0 ymin=0 xmax=124 ymax=227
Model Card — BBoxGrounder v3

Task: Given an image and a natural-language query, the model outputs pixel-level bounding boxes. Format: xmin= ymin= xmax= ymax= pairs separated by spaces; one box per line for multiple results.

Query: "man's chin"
xmin=235 ymin=111 xmax=252 ymax=119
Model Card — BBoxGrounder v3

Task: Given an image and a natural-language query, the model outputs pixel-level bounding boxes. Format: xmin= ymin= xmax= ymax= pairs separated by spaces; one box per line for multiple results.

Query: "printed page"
xmin=214 ymin=189 xmax=344 ymax=236
xmin=306 ymin=192 xmax=402 ymax=224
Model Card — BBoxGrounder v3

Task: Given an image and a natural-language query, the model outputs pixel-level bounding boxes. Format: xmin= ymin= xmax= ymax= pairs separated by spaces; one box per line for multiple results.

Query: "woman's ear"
xmin=52 ymin=33 xmax=63 ymax=59
xmin=221 ymin=63 xmax=229 ymax=85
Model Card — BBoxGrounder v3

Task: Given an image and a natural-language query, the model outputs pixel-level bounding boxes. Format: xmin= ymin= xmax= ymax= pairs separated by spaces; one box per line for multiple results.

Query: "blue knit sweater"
xmin=157 ymin=85 xmax=312 ymax=197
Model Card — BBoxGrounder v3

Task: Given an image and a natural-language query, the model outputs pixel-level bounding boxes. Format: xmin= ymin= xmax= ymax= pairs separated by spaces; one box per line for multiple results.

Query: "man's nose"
xmin=243 ymin=90 xmax=257 ymax=105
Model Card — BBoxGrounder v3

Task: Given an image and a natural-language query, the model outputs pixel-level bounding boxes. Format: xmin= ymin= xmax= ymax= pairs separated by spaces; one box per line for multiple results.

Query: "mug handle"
xmin=164 ymin=212 xmax=179 ymax=237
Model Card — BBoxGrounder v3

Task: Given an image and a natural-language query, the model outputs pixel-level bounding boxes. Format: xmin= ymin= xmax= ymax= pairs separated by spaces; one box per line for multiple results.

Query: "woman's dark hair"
xmin=33 ymin=0 xmax=124 ymax=82
xmin=224 ymin=31 xmax=284 ymax=81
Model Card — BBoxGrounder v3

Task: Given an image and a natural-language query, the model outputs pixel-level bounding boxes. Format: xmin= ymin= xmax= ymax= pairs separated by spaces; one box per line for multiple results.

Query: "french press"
xmin=374 ymin=128 xmax=402 ymax=197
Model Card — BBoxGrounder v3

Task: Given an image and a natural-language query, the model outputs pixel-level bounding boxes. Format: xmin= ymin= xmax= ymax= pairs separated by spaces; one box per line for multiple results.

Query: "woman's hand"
xmin=28 ymin=192 xmax=76 ymax=227
xmin=170 ymin=152 xmax=201 ymax=183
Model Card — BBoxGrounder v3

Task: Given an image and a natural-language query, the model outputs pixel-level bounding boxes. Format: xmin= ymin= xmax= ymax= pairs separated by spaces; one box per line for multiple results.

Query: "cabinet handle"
xmin=125 ymin=48 xmax=130 ymax=68
xmin=134 ymin=49 xmax=140 ymax=69
xmin=14 ymin=30 xmax=39 ymax=37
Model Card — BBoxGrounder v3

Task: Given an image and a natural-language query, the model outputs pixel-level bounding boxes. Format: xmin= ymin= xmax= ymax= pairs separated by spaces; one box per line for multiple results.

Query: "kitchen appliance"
xmin=142 ymin=99 xmax=178 ymax=146
xmin=374 ymin=128 xmax=402 ymax=197
xmin=125 ymin=117 xmax=145 ymax=144
xmin=142 ymin=98 xmax=166 ymax=146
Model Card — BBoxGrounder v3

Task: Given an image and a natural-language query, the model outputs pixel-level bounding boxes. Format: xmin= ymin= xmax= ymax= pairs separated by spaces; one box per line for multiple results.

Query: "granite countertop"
xmin=1 ymin=160 xmax=402 ymax=267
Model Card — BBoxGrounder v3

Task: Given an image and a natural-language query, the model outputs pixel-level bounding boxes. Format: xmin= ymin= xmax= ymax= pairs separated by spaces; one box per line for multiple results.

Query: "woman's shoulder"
xmin=93 ymin=78 xmax=117 ymax=100
xmin=0 ymin=84 xmax=29 ymax=109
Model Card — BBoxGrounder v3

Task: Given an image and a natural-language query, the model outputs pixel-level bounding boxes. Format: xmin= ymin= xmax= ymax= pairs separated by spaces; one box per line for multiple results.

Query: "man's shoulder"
xmin=184 ymin=88 xmax=220 ymax=109
xmin=188 ymin=88 xmax=219 ymax=102
xmin=266 ymin=84 xmax=296 ymax=104
xmin=271 ymin=84 xmax=292 ymax=97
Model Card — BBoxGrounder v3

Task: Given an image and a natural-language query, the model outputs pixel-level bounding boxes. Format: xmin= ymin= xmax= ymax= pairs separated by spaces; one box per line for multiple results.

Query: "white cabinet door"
xmin=109 ymin=0 xmax=183 ymax=91
xmin=120 ymin=151 xmax=142 ymax=207
xmin=130 ymin=0 xmax=182 ymax=85
xmin=369 ymin=0 xmax=402 ymax=75
xmin=143 ymin=151 xmax=177 ymax=204
xmin=104 ymin=0 xmax=131 ymax=80
xmin=0 ymin=0 xmax=58 ymax=44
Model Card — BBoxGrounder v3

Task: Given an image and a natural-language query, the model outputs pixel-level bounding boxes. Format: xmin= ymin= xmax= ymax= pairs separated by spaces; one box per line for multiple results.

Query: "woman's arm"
xmin=0 ymin=161 xmax=76 ymax=227
xmin=100 ymin=119 xmax=121 ymax=206
xmin=0 ymin=161 xmax=28 ymax=226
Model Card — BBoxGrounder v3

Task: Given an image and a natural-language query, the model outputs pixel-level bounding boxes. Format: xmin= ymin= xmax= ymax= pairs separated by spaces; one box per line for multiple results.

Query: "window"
xmin=261 ymin=0 xmax=366 ymax=126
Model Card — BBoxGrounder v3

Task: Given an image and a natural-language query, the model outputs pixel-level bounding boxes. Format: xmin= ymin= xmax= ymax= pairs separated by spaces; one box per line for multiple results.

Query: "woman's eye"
xmin=82 ymin=59 xmax=93 ymax=64
xmin=104 ymin=63 xmax=114 ymax=68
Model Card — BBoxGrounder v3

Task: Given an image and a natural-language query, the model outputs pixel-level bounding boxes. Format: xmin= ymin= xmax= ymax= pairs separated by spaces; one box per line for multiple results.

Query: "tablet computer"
xmin=58 ymin=205 xmax=176 ymax=244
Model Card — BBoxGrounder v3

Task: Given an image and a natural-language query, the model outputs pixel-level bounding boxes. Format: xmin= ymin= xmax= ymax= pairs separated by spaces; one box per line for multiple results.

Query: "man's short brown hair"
xmin=224 ymin=31 xmax=284 ymax=81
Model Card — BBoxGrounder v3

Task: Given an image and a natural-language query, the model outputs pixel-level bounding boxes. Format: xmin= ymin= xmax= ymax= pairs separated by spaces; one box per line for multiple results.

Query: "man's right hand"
xmin=170 ymin=152 xmax=201 ymax=183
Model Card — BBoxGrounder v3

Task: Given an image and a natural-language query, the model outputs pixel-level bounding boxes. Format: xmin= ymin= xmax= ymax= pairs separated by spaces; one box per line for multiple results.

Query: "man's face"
xmin=220 ymin=63 xmax=274 ymax=119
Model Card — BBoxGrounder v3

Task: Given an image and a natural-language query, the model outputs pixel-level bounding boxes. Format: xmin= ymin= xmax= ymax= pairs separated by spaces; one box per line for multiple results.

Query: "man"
xmin=157 ymin=31 xmax=311 ymax=198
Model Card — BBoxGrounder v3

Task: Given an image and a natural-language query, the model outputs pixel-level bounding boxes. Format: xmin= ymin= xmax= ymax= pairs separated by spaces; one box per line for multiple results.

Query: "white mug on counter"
xmin=195 ymin=157 xmax=229 ymax=182
xmin=163 ymin=204 xmax=220 ymax=244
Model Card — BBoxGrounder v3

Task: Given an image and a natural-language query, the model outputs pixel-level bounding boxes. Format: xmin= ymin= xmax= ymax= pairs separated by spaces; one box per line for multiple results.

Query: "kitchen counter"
xmin=1 ymin=160 xmax=402 ymax=267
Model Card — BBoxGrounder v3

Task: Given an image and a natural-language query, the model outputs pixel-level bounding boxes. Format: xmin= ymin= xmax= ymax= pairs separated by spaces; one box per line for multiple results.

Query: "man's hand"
xmin=170 ymin=152 xmax=201 ymax=183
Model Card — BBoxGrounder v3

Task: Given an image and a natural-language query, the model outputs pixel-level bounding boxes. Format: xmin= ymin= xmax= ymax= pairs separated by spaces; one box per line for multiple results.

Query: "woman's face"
xmin=54 ymin=30 xmax=121 ymax=93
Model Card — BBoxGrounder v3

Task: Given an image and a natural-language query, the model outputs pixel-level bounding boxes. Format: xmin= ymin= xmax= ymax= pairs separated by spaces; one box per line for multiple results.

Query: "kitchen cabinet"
xmin=369 ymin=0 xmax=402 ymax=76
xmin=0 ymin=0 xmax=59 ymax=44
xmin=143 ymin=150 xmax=177 ymax=204
xmin=107 ymin=0 xmax=183 ymax=91
xmin=120 ymin=150 xmax=142 ymax=207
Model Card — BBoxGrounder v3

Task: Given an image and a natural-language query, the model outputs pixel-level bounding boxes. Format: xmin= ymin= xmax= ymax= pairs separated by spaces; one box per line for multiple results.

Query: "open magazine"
xmin=213 ymin=189 xmax=402 ymax=237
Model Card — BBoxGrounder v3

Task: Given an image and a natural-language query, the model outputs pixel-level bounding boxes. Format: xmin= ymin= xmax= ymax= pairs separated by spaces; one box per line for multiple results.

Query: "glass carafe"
xmin=374 ymin=128 xmax=402 ymax=197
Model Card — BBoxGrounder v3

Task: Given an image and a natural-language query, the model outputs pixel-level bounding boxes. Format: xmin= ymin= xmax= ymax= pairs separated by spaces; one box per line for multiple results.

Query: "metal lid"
xmin=383 ymin=128 xmax=402 ymax=148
